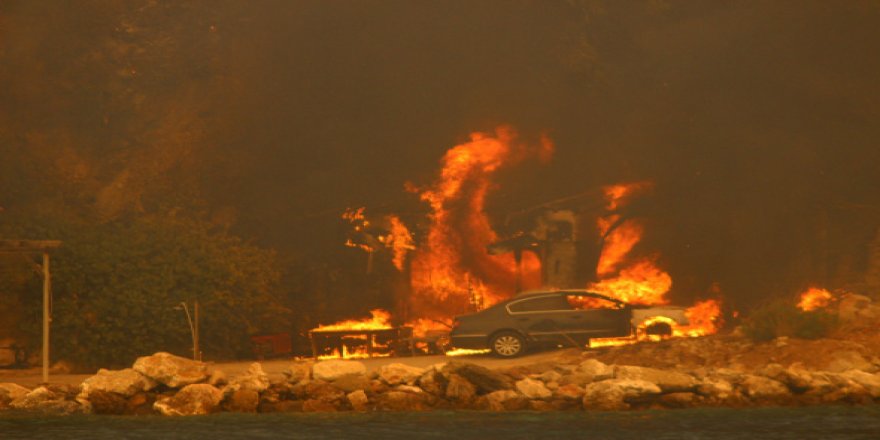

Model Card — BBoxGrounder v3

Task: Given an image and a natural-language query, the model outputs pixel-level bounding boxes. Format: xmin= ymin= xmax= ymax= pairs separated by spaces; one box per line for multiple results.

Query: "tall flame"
xmin=408 ymin=127 xmax=550 ymax=319
xmin=589 ymin=182 xmax=672 ymax=306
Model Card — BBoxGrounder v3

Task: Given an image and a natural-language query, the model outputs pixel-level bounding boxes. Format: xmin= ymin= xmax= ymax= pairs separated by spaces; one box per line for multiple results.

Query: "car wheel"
xmin=490 ymin=331 xmax=525 ymax=358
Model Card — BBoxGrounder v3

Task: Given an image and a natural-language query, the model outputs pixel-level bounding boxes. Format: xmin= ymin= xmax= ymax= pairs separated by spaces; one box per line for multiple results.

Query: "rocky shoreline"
xmin=1 ymin=344 xmax=879 ymax=416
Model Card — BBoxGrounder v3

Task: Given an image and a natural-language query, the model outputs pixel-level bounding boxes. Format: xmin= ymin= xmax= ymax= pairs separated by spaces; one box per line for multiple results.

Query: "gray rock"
xmin=553 ymin=383 xmax=585 ymax=401
xmin=0 ymin=383 xmax=30 ymax=408
xmin=738 ymin=375 xmax=791 ymax=401
xmin=444 ymin=362 xmax=512 ymax=394
xmin=153 ymin=384 xmax=222 ymax=416
xmin=826 ymin=351 xmax=873 ymax=373
xmin=79 ymin=368 xmax=158 ymax=400
xmin=223 ymin=389 xmax=260 ymax=413
xmin=133 ymin=352 xmax=210 ymax=388
xmin=227 ymin=363 xmax=269 ymax=393
xmin=484 ymin=390 xmax=521 ymax=411
xmin=583 ymin=379 xmax=661 ymax=410
xmin=445 ymin=374 xmax=476 ymax=404
xmin=10 ymin=386 xmax=83 ymax=415
xmin=375 ymin=390 xmax=427 ymax=411
xmin=614 ymin=365 xmax=696 ymax=392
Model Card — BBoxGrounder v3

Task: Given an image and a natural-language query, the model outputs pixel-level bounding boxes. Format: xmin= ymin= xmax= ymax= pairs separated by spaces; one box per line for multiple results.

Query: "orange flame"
xmin=313 ymin=309 xmax=392 ymax=332
xmin=408 ymin=127 xmax=550 ymax=320
xmin=677 ymin=299 xmax=723 ymax=337
xmin=797 ymin=287 xmax=833 ymax=311
xmin=379 ymin=215 xmax=415 ymax=271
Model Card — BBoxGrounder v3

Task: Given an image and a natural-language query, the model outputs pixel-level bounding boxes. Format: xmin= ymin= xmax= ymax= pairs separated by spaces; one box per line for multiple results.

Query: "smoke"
xmin=2 ymin=1 xmax=879 ymax=312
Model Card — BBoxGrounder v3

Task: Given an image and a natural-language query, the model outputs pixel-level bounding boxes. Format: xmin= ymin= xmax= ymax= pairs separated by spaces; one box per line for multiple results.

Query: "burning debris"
xmin=317 ymin=128 xmax=726 ymax=358
xmin=797 ymin=287 xmax=835 ymax=312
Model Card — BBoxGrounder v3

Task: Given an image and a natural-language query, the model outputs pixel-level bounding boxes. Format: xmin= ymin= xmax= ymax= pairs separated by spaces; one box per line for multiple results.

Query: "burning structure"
xmin=310 ymin=127 xmax=724 ymax=358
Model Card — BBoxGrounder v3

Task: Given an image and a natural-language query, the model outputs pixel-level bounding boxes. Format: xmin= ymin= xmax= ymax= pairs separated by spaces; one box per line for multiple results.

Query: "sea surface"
xmin=1 ymin=406 xmax=879 ymax=440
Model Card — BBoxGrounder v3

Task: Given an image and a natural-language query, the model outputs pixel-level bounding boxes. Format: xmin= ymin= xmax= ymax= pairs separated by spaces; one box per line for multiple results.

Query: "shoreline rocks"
xmin=2 ymin=346 xmax=880 ymax=416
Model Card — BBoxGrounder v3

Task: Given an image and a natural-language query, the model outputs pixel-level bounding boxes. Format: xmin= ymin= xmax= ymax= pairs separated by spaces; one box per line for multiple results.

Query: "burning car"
xmin=449 ymin=289 xmax=689 ymax=357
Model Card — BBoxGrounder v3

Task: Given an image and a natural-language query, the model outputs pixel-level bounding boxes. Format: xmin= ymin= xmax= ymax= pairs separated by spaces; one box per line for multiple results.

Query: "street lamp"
xmin=174 ymin=301 xmax=200 ymax=361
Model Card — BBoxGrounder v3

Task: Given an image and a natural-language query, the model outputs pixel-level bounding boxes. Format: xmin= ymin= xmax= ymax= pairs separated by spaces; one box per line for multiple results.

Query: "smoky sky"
xmin=6 ymin=1 xmax=880 ymax=310
xmin=209 ymin=1 xmax=880 ymax=308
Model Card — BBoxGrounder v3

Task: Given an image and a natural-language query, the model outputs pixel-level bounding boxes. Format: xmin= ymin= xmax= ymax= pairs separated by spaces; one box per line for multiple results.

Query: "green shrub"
xmin=741 ymin=300 xmax=838 ymax=342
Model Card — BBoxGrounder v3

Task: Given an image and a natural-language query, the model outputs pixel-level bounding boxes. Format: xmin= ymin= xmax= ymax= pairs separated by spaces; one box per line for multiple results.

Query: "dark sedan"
xmin=449 ymin=289 xmax=688 ymax=357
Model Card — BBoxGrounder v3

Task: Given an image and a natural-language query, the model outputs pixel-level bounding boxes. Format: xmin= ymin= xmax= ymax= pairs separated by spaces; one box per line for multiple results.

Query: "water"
xmin=2 ymin=406 xmax=879 ymax=440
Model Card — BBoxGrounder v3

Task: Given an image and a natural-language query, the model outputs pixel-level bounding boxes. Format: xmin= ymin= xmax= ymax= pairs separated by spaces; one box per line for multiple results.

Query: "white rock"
xmin=583 ymin=379 xmax=661 ymax=410
xmin=515 ymin=378 xmax=552 ymax=400
xmin=347 ymin=390 xmax=369 ymax=411
xmin=376 ymin=363 xmax=425 ymax=386
xmin=133 ymin=352 xmax=210 ymax=388
xmin=0 ymin=383 xmax=31 ymax=406
xmin=312 ymin=360 xmax=367 ymax=382
xmin=78 ymin=368 xmax=158 ymax=399
xmin=614 ymin=365 xmax=696 ymax=392
xmin=577 ymin=359 xmax=613 ymax=380
xmin=229 ymin=363 xmax=270 ymax=393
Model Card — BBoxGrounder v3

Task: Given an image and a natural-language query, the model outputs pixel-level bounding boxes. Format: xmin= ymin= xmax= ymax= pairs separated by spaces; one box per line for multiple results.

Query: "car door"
xmin=565 ymin=294 xmax=632 ymax=337
xmin=505 ymin=295 xmax=574 ymax=341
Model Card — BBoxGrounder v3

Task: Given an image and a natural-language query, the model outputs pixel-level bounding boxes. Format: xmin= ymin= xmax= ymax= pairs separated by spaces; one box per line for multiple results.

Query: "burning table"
xmin=308 ymin=326 xmax=414 ymax=359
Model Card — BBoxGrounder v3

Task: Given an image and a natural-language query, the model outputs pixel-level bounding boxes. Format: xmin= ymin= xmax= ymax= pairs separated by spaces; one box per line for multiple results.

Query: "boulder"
xmin=227 ymin=363 xmax=270 ymax=393
xmin=577 ymin=359 xmax=613 ymax=380
xmin=559 ymin=372 xmax=597 ymax=387
xmin=738 ymin=375 xmax=790 ymax=401
xmin=87 ymin=390 xmax=129 ymax=415
xmin=207 ymin=369 xmax=228 ymax=387
xmin=553 ymin=383 xmax=585 ymax=401
xmin=838 ymin=294 xmax=879 ymax=322
xmin=484 ymin=390 xmax=527 ymax=411
xmin=374 ymin=390 xmax=427 ymax=411
xmin=9 ymin=386 xmax=83 ymax=414
xmin=444 ymin=362 xmax=512 ymax=394
xmin=417 ymin=370 xmax=448 ymax=395
xmin=153 ymin=384 xmax=223 ymax=416
xmin=79 ymin=368 xmax=158 ymax=400
xmin=696 ymin=377 xmax=735 ymax=400
xmin=347 ymin=390 xmax=369 ymax=411
xmin=583 ymin=379 xmax=661 ymax=411
xmin=839 ymin=370 xmax=880 ymax=398
xmin=311 ymin=360 xmax=367 ymax=382
xmin=223 ymin=389 xmax=260 ymax=413
xmin=133 ymin=352 xmax=210 ymax=388
xmin=330 ymin=374 xmax=369 ymax=393
xmin=826 ymin=351 xmax=873 ymax=373
xmin=537 ymin=370 xmax=563 ymax=383
xmin=284 ymin=361 xmax=313 ymax=384
xmin=126 ymin=392 xmax=157 ymax=415
xmin=658 ymin=392 xmax=698 ymax=408
xmin=515 ymin=378 xmax=552 ymax=400
xmin=445 ymin=374 xmax=477 ymax=404
xmin=0 ymin=383 xmax=30 ymax=408
xmin=614 ymin=365 xmax=696 ymax=392
xmin=376 ymin=363 xmax=425 ymax=386
xmin=303 ymin=381 xmax=346 ymax=404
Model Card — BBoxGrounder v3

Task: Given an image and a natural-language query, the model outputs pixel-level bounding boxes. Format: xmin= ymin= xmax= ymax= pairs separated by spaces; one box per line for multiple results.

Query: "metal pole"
xmin=42 ymin=252 xmax=50 ymax=384
xmin=194 ymin=300 xmax=200 ymax=361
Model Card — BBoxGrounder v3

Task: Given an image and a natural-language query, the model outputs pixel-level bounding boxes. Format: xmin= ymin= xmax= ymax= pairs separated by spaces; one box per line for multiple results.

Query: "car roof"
xmin=511 ymin=289 xmax=625 ymax=303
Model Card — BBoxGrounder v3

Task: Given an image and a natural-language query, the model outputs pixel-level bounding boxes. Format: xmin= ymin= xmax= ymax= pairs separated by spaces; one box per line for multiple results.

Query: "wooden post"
xmin=42 ymin=252 xmax=50 ymax=384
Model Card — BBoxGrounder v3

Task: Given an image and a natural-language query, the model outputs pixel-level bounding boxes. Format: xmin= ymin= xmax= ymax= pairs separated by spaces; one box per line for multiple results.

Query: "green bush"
xmin=741 ymin=300 xmax=838 ymax=342
xmin=1 ymin=214 xmax=291 ymax=369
